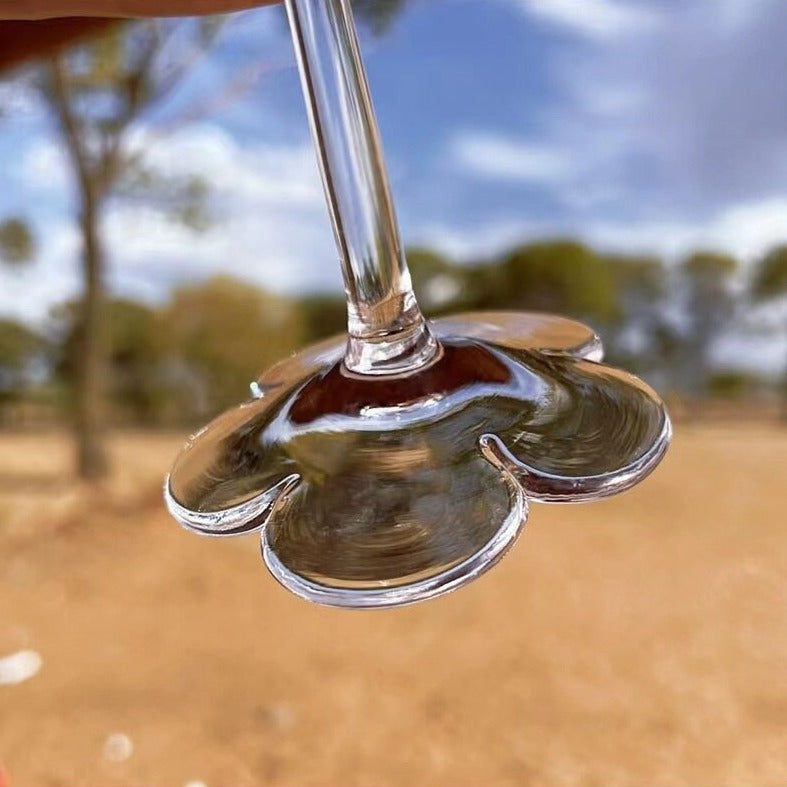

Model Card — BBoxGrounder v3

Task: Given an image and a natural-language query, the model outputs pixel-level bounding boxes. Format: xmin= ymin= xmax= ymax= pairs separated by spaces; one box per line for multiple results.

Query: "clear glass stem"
xmin=285 ymin=0 xmax=438 ymax=375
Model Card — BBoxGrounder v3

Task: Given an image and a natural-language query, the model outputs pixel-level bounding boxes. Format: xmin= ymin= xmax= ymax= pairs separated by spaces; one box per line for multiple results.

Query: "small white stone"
xmin=102 ymin=733 xmax=133 ymax=762
xmin=0 ymin=650 xmax=42 ymax=686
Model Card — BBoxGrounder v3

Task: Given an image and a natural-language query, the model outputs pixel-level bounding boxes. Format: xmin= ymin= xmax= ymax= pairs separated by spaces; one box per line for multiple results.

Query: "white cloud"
xmin=548 ymin=0 xmax=787 ymax=214
xmin=714 ymin=0 xmax=770 ymax=34
xmin=588 ymin=197 xmax=787 ymax=263
xmin=573 ymin=85 xmax=646 ymax=120
xmin=0 ymin=222 xmax=80 ymax=323
xmin=0 ymin=83 xmax=42 ymax=116
xmin=3 ymin=122 xmax=341 ymax=323
xmin=18 ymin=140 xmax=71 ymax=193
xmin=448 ymin=124 xmax=648 ymax=213
xmin=462 ymin=1 xmax=787 ymax=272
xmin=106 ymin=124 xmax=339 ymax=300
xmin=712 ymin=331 xmax=787 ymax=378
xmin=127 ymin=124 xmax=324 ymax=209
xmin=415 ymin=219 xmax=537 ymax=261
xmin=451 ymin=132 xmax=573 ymax=184
xmin=700 ymin=198 xmax=787 ymax=261
xmin=508 ymin=0 xmax=660 ymax=39
xmin=415 ymin=196 xmax=787 ymax=266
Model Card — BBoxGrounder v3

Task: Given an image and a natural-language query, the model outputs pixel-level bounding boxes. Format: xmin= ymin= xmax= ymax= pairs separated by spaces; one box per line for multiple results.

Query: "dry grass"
xmin=0 ymin=426 xmax=786 ymax=787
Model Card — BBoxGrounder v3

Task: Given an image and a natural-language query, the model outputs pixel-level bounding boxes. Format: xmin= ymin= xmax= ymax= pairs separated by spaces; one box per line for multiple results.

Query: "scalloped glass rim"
xmin=164 ymin=311 xmax=610 ymax=537
xmin=261 ymin=440 xmax=528 ymax=608
xmin=164 ymin=0 xmax=672 ymax=610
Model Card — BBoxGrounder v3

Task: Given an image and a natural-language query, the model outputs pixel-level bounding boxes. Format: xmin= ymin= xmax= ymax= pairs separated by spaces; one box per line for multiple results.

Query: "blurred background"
xmin=0 ymin=1 xmax=785 ymax=785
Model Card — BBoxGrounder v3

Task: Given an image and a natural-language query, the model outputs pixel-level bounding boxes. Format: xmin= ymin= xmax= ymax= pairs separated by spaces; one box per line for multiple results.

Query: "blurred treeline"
xmin=1 ymin=239 xmax=785 ymax=429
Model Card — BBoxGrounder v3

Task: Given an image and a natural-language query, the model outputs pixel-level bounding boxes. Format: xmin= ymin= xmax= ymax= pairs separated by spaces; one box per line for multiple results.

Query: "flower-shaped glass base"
xmin=165 ymin=312 xmax=670 ymax=608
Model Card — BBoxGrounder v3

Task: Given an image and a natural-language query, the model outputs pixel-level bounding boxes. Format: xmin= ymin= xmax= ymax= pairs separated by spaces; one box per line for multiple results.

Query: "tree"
xmin=298 ymin=293 xmax=347 ymax=343
xmin=0 ymin=217 xmax=41 ymax=414
xmin=0 ymin=319 xmax=46 ymax=388
xmin=0 ymin=217 xmax=35 ymax=266
xmin=162 ymin=276 xmax=303 ymax=417
xmin=752 ymin=245 xmax=787 ymax=301
xmin=53 ymin=297 xmax=168 ymax=425
xmin=750 ymin=245 xmax=787 ymax=415
xmin=0 ymin=318 xmax=51 ymax=427
xmin=679 ymin=251 xmax=738 ymax=399
xmin=0 ymin=195 xmax=41 ymax=428
xmin=276 ymin=0 xmax=407 ymax=32
xmin=352 ymin=0 xmax=409 ymax=33
xmin=487 ymin=240 xmax=620 ymax=324
xmin=600 ymin=253 xmax=667 ymax=376
xmin=6 ymin=20 xmax=219 ymax=478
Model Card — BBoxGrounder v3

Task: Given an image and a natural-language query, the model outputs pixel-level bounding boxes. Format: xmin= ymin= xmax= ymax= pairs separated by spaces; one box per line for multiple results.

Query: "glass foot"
xmin=165 ymin=312 xmax=670 ymax=608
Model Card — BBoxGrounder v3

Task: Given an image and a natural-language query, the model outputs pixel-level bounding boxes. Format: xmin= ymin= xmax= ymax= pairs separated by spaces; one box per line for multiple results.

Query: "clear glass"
xmin=164 ymin=0 xmax=671 ymax=609
xmin=287 ymin=0 xmax=437 ymax=376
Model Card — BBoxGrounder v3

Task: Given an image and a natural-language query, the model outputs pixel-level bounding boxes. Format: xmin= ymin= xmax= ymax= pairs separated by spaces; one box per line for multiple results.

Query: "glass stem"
xmin=285 ymin=0 xmax=438 ymax=376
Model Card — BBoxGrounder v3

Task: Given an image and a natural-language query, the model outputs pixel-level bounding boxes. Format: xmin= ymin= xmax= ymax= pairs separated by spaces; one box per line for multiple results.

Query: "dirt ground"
xmin=0 ymin=425 xmax=785 ymax=787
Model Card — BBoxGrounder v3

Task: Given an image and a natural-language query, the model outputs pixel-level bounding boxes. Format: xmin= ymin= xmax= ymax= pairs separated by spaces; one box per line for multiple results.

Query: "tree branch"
xmin=47 ymin=53 xmax=97 ymax=201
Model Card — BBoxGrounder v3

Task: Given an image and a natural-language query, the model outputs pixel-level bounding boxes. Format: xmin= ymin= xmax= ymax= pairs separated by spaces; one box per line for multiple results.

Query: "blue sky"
xmin=1 ymin=0 xmax=787 ymax=348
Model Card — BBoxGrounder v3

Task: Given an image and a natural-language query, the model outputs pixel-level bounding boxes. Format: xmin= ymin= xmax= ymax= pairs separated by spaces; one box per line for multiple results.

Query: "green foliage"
xmin=104 ymin=299 xmax=168 ymax=422
xmin=675 ymin=250 xmax=739 ymax=396
xmin=176 ymin=177 xmax=212 ymax=231
xmin=0 ymin=319 xmax=45 ymax=370
xmin=0 ymin=320 xmax=49 ymax=413
xmin=680 ymin=251 xmax=737 ymax=323
xmin=496 ymin=240 xmax=620 ymax=323
xmin=119 ymin=165 xmax=213 ymax=231
xmin=707 ymin=371 xmax=755 ymax=399
xmin=604 ymin=254 xmax=665 ymax=301
xmin=36 ymin=19 xmax=226 ymax=202
xmin=277 ymin=0 xmax=408 ymax=34
xmin=48 ymin=280 xmax=305 ymax=422
xmin=106 ymin=299 xmax=162 ymax=362
xmin=751 ymin=246 xmax=787 ymax=301
xmin=352 ymin=0 xmax=409 ymax=33
xmin=463 ymin=260 xmax=507 ymax=310
xmin=51 ymin=298 xmax=166 ymax=422
xmin=0 ymin=218 xmax=35 ymax=266
xmin=162 ymin=276 xmax=304 ymax=415
xmin=682 ymin=250 xmax=737 ymax=281
xmin=298 ymin=294 xmax=347 ymax=342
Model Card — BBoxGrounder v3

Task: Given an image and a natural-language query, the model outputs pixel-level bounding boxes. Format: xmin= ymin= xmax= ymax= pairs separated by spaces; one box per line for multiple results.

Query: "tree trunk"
xmin=781 ymin=339 xmax=787 ymax=422
xmin=48 ymin=56 xmax=109 ymax=480
xmin=75 ymin=189 xmax=108 ymax=479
